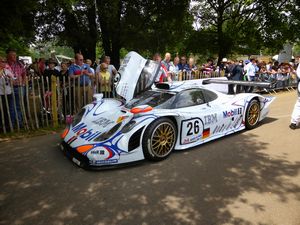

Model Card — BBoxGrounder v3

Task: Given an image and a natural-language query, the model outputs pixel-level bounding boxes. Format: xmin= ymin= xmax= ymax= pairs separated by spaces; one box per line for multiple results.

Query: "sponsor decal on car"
xmin=232 ymin=115 xmax=243 ymax=128
xmin=92 ymin=117 xmax=114 ymax=127
xmin=181 ymin=118 xmax=204 ymax=144
xmin=86 ymin=146 xmax=115 ymax=160
xmin=223 ymin=108 xmax=242 ymax=118
xmin=202 ymin=128 xmax=210 ymax=139
xmin=90 ymin=159 xmax=119 ymax=165
xmin=204 ymin=113 xmax=217 ymax=125
xmin=71 ymin=122 xmax=101 ymax=141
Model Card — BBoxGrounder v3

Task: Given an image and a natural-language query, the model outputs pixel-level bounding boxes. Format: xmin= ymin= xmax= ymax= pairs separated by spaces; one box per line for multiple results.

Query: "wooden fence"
xmin=0 ymin=70 xmax=297 ymax=134
xmin=0 ymin=73 xmax=115 ymax=134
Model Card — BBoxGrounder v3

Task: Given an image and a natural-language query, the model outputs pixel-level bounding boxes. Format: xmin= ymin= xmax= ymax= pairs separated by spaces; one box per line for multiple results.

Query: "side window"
xmin=174 ymin=89 xmax=205 ymax=108
xmin=202 ymin=89 xmax=218 ymax=102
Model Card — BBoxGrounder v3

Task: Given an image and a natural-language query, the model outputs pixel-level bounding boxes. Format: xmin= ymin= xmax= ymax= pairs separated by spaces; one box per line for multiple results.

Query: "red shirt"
xmin=8 ymin=61 xmax=26 ymax=86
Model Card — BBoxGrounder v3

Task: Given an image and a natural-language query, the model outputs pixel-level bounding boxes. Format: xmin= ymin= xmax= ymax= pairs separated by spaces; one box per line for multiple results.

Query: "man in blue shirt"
xmin=69 ymin=53 xmax=94 ymax=110
xmin=178 ymin=56 xmax=188 ymax=71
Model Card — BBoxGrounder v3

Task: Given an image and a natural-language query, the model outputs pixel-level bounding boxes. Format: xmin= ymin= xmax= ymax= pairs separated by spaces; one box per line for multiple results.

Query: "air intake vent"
xmin=128 ymin=127 xmax=144 ymax=151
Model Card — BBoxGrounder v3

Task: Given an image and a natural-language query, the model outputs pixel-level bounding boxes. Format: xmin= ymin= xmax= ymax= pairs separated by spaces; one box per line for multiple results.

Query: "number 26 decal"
xmin=187 ymin=120 xmax=200 ymax=136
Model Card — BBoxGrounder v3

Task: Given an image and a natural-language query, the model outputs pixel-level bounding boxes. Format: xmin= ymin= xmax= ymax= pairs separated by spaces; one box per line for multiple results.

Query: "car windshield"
xmin=125 ymin=90 xmax=175 ymax=109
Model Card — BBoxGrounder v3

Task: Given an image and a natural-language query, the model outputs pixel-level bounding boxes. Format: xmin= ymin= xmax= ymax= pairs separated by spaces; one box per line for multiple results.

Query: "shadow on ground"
xmin=0 ymin=131 xmax=300 ymax=225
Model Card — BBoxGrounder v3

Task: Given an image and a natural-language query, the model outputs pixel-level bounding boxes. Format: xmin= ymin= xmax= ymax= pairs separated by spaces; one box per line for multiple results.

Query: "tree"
xmin=0 ymin=0 xmax=37 ymax=55
xmin=190 ymin=0 xmax=299 ymax=64
xmin=120 ymin=0 xmax=193 ymax=55
xmin=96 ymin=0 xmax=192 ymax=68
xmin=35 ymin=0 xmax=98 ymax=61
xmin=35 ymin=0 xmax=192 ymax=68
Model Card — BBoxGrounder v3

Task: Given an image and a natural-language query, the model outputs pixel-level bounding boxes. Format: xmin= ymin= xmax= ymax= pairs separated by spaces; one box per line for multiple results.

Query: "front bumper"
xmin=60 ymin=141 xmax=143 ymax=170
xmin=60 ymin=141 xmax=89 ymax=168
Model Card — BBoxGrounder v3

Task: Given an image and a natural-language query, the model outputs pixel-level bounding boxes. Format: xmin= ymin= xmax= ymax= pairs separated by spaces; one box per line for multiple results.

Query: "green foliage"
xmin=1 ymin=0 xmax=300 ymax=64
xmin=0 ymin=0 xmax=37 ymax=54
xmin=120 ymin=0 xmax=193 ymax=55
xmin=190 ymin=0 xmax=300 ymax=63
xmin=36 ymin=0 xmax=98 ymax=60
xmin=293 ymin=43 xmax=300 ymax=56
xmin=30 ymin=41 xmax=74 ymax=59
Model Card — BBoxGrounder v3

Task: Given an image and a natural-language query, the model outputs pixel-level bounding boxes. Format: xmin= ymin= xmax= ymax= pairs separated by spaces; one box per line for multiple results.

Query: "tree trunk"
xmin=86 ymin=2 xmax=98 ymax=62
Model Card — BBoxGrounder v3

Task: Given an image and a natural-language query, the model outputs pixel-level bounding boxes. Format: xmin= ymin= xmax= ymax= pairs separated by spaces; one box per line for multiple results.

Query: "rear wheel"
xmin=245 ymin=99 xmax=260 ymax=129
xmin=142 ymin=118 xmax=177 ymax=161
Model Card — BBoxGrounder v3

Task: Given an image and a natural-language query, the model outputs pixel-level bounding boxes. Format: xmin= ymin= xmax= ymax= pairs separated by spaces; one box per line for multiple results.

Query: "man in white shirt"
xmin=244 ymin=58 xmax=257 ymax=93
xmin=289 ymin=58 xmax=300 ymax=129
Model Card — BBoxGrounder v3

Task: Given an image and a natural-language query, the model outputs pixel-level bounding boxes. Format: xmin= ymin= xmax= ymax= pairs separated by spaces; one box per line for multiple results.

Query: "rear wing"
xmin=202 ymin=79 xmax=275 ymax=88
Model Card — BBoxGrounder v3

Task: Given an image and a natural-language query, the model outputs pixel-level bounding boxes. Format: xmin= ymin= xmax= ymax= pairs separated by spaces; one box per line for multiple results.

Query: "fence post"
xmin=19 ymin=86 xmax=29 ymax=131
xmin=25 ymin=77 xmax=34 ymax=129
xmin=3 ymin=80 xmax=13 ymax=132
xmin=31 ymin=77 xmax=39 ymax=129
xmin=56 ymin=77 xmax=62 ymax=125
xmin=51 ymin=75 xmax=58 ymax=128
xmin=41 ymin=77 xmax=49 ymax=127
xmin=10 ymin=82 xmax=20 ymax=132
xmin=178 ymin=72 xmax=182 ymax=81
xmin=0 ymin=96 xmax=6 ymax=134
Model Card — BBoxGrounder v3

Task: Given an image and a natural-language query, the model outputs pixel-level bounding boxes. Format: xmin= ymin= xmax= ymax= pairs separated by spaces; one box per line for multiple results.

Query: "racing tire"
xmin=142 ymin=118 xmax=177 ymax=161
xmin=245 ymin=99 xmax=260 ymax=130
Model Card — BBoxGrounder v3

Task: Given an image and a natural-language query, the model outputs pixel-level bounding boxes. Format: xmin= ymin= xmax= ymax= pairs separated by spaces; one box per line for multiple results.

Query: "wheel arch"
xmin=141 ymin=115 xmax=178 ymax=161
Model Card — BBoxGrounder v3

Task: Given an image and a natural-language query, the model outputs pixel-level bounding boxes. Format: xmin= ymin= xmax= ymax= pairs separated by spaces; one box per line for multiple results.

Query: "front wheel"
xmin=245 ymin=99 xmax=260 ymax=129
xmin=142 ymin=118 xmax=177 ymax=161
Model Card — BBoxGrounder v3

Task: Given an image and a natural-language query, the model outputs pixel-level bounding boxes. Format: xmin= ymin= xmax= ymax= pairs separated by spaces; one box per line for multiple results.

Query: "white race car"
xmin=60 ymin=52 xmax=275 ymax=169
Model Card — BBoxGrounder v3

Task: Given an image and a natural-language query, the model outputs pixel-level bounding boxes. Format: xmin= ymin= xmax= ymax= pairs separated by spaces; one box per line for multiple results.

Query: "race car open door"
xmin=115 ymin=51 xmax=160 ymax=102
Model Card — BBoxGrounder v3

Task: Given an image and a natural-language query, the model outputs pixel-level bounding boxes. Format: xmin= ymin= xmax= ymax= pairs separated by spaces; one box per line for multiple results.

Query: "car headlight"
xmin=121 ymin=120 xmax=137 ymax=133
xmin=72 ymin=108 xmax=86 ymax=126
xmin=94 ymin=123 xmax=122 ymax=142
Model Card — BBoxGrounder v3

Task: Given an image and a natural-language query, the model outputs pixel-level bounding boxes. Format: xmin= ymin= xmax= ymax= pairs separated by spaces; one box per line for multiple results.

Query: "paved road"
xmin=1 ymin=91 xmax=300 ymax=225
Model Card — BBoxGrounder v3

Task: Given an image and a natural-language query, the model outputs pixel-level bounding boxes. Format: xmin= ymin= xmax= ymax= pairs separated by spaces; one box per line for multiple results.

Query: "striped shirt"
xmin=8 ymin=61 xmax=26 ymax=86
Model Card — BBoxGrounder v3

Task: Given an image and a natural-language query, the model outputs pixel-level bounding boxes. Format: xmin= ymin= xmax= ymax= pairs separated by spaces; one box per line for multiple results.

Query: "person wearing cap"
xmin=41 ymin=58 xmax=60 ymax=112
xmin=6 ymin=48 xmax=27 ymax=127
xmin=219 ymin=58 xmax=228 ymax=76
xmin=289 ymin=57 xmax=300 ymax=129
xmin=43 ymin=58 xmax=60 ymax=90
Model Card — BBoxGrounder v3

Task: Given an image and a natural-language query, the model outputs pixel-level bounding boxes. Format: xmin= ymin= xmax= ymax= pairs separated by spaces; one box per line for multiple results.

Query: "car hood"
xmin=116 ymin=51 xmax=160 ymax=102
xmin=66 ymin=99 xmax=129 ymax=145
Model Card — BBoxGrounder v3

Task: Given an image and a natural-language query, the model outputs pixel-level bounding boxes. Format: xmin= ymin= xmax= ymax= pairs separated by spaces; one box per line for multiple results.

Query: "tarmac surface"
xmin=0 ymin=91 xmax=300 ymax=225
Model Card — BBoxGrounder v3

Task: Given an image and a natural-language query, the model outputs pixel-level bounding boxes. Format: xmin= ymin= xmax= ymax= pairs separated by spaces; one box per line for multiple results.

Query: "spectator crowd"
xmin=0 ymin=48 xmax=299 ymax=133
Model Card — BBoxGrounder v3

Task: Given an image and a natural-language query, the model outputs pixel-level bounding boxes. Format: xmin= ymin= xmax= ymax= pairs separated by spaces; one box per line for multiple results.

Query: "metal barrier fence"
xmin=0 ymin=71 xmax=297 ymax=134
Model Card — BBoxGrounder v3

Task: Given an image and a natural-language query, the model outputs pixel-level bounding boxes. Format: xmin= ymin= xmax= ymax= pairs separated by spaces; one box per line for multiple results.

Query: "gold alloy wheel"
xmin=247 ymin=102 xmax=260 ymax=126
xmin=150 ymin=122 xmax=176 ymax=157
